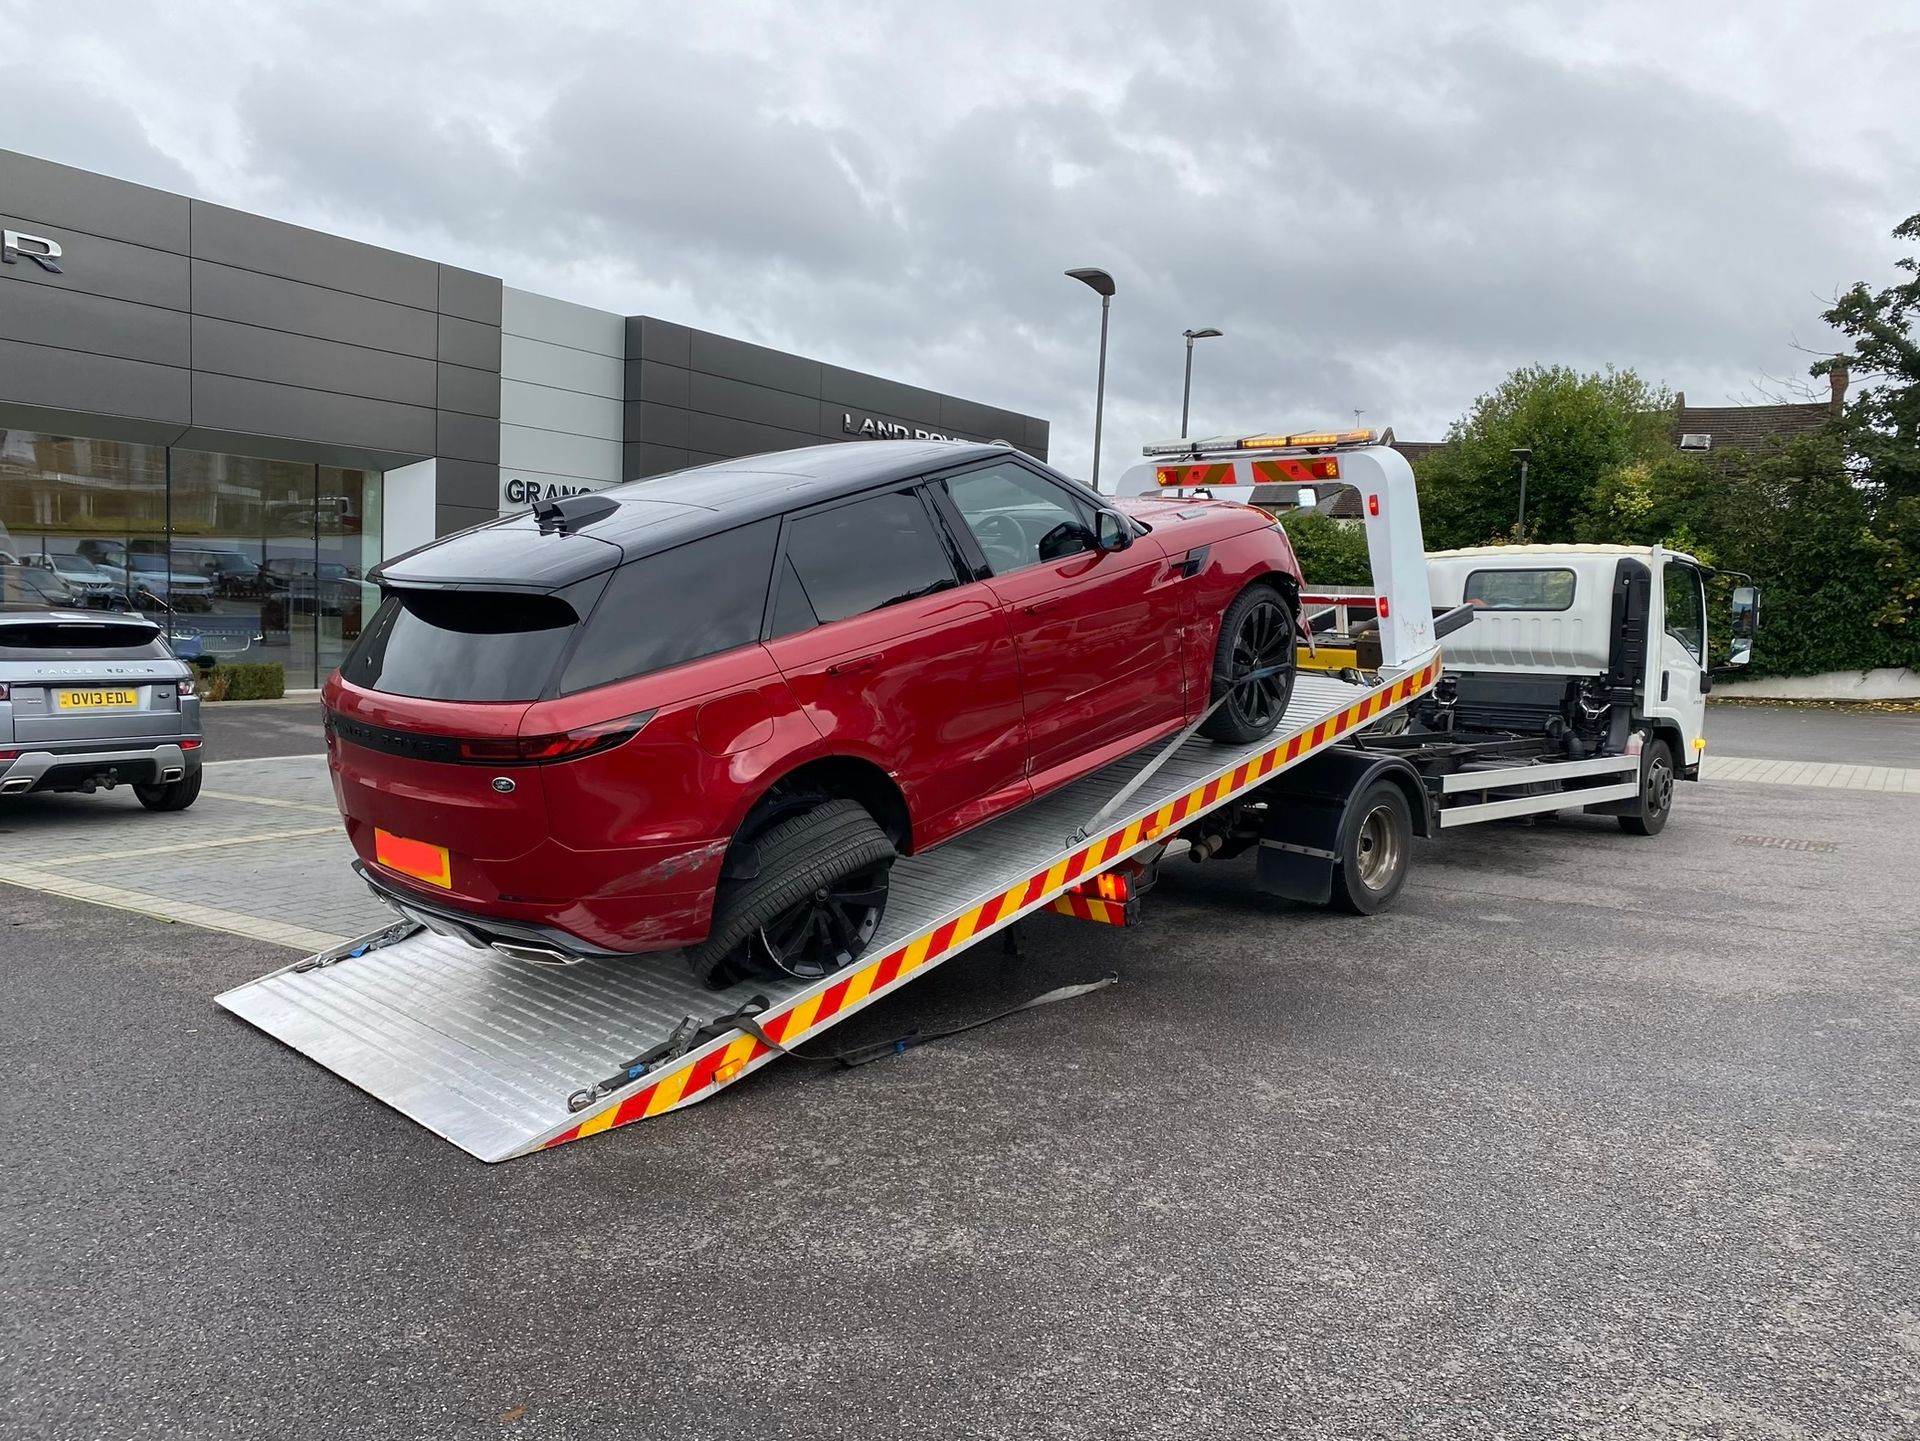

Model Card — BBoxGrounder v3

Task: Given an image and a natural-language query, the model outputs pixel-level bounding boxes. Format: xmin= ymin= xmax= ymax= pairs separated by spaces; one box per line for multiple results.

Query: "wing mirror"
xmin=1094 ymin=508 xmax=1133 ymax=554
xmin=1726 ymin=584 xmax=1759 ymax=668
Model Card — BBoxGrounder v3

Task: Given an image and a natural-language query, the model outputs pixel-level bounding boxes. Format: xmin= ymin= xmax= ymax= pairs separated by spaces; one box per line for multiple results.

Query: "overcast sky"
xmin=3 ymin=0 xmax=1915 ymax=485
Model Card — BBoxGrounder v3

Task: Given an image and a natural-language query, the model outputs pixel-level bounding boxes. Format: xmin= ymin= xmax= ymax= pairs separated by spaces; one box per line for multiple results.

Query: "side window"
xmin=560 ymin=519 xmax=778 ymax=693
xmin=782 ymin=490 xmax=959 ymax=624
xmin=1663 ymin=562 xmax=1705 ymax=662
xmin=939 ymin=463 xmax=1097 ymax=575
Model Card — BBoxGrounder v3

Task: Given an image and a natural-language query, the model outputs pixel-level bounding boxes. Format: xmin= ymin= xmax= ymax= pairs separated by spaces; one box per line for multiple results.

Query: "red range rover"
xmin=324 ymin=441 xmax=1302 ymax=985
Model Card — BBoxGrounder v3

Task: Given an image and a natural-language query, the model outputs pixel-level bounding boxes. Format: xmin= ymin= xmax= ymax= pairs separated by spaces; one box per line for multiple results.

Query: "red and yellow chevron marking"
xmin=1046 ymin=893 xmax=1133 ymax=926
xmin=1156 ymin=462 xmax=1235 ymax=488
xmin=539 ymin=657 xmax=1443 ymax=1152
xmin=1250 ymin=457 xmax=1340 ymax=485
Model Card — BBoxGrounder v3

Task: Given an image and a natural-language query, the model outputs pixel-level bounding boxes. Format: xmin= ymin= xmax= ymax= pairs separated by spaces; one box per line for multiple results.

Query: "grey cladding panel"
xmin=190 ymin=200 xmax=438 ymax=310
xmin=629 ymin=401 xmax=688 ymax=448
xmin=0 ymin=337 xmax=189 ymax=425
xmin=820 ymin=365 xmax=940 ymax=422
xmin=191 ymin=372 xmax=435 ymax=456
xmin=1025 ymin=416 xmax=1051 ymax=458
xmin=438 ymin=266 xmax=503 ymax=326
xmin=436 ymin=411 xmax=501 ymax=466
xmin=940 ymin=396 xmax=1021 ymax=440
xmin=688 ymin=370 xmax=821 ymax=434
xmin=191 ymin=315 xmax=437 ymax=408
xmin=689 ymin=330 xmax=820 ymax=397
xmin=0 ymin=217 xmax=190 ymax=311
xmin=435 ymin=501 xmax=497 ymax=537
xmin=686 ymin=409 xmax=821 ymax=459
xmin=191 ymin=260 xmax=437 ymax=358
xmin=0 ymin=284 xmax=189 ymax=367
xmin=0 ymin=400 xmax=182 ymax=448
xmin=435 ymin=458 xmax=499 ymax=510
xmin=625 ymin=442 xmax=691 ymax=479
xmin=171 ymin=425 xmax=415 ymax=473
xmin=437 ymin=313 xmax=503 ymax=372
xmin=628 ymin=315 xmax=690 ymax=368
xmin=629 ymin=358 xmax=689 ymax=409
xmin=437 ymin=362 xmax=501 ymax=419
xmin=0 ymin=149 xmax=191 ymax=251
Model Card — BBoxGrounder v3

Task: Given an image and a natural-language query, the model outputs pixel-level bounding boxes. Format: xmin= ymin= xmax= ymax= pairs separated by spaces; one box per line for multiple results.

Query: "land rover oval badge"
xmin=491 ymin=777 xmax=516 ymax=794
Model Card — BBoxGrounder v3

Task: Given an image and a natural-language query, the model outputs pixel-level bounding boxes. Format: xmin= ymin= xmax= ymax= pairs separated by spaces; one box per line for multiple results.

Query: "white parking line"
xmin=201 ymin=790 xmax=339 ymax=815
xmin=0 ymin=870 xmax=346 ymax=952
xmin=202 ymin=754 xmax=326 ymax=767
xmin=32 ymin=825 xmax=340 ymax=867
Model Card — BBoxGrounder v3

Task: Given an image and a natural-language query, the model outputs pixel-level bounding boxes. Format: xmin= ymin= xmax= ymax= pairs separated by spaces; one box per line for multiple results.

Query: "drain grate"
xmin=1734 ymin=834 xmax=1841 ymax=853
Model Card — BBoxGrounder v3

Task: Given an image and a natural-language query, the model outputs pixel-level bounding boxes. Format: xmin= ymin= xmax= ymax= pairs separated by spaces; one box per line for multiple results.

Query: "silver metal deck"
xmin=218 ymin=665 xmax=1437 ymax=1161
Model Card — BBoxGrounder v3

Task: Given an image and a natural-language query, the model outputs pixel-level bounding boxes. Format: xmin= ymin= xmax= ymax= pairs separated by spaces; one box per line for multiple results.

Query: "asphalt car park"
xmin=3 ymin=707 xmax=1919 ymax=1438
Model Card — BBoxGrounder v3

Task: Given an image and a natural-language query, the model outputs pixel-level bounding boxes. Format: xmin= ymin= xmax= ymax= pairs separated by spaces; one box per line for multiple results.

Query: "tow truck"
xmin=219 ymin=430 xmax=1757 ymax=1162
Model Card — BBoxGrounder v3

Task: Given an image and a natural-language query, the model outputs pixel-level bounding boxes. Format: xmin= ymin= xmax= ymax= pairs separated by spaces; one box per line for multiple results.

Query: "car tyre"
xmin=1199 ymin=583 xmax=1298 ymax=744
xmin=1618 ymin=736 xmax=1674 ymax=836
xmin=687 ymin=798 xmax=896 ymax=990
xmin=135 ymin=769 xmax=202 ymax=812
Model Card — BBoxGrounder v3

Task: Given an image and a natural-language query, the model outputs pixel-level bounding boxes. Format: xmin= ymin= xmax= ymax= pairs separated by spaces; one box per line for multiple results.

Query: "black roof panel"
xmin=379 ymin=441 xmax=1014 ymax=587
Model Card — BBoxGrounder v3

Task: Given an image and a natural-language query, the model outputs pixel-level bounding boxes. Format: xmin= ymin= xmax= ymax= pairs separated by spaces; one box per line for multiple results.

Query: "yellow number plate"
xmin=57 ymin=688 xmax=140 ymax=710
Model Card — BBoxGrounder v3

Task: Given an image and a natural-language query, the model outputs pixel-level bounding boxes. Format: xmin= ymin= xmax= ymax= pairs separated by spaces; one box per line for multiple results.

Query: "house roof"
xmin=1390 ymin=439 xmax=1447 ymax=465
xmin=1671 ymin=401 xmax=1829 ymax=455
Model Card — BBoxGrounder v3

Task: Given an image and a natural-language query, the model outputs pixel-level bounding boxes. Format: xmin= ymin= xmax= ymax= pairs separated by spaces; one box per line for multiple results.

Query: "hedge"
xmin=195 ymin=661 xmax=286 ymax=702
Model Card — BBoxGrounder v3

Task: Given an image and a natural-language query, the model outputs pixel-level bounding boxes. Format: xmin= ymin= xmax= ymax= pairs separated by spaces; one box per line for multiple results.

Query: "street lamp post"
xmin=1511 ymin=447 xmax=1533 ymax=532
xmin=1065 ymin=267 xmax=1116 ymax=491
xmin=1180 ymin=327 xmax=1222 ymax=439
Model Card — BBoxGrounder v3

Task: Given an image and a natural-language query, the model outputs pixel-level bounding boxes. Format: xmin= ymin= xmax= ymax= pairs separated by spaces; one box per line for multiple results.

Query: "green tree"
xmin=1413 ymin=364 xmax=1674 ymax=547
xmin=1281 ymin=508 xmax=1372 ymax=587
xmin=1816 ymin=210 xmax=1920 ymax=503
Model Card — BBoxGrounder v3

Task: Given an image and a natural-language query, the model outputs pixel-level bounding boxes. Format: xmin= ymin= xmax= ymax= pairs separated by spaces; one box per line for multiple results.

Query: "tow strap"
xmin=1071 ymin=651 xmax=1298 ymax=844
xmin=565 ymin=970 xmax=1119 ymax=1112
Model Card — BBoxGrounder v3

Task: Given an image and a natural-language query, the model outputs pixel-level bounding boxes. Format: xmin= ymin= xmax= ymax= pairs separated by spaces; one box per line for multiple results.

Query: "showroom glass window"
xmin=0 ymin=430 xmax=380 ymax=688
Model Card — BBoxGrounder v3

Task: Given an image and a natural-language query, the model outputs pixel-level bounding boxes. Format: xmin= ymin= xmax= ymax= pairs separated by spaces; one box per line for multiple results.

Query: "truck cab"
xmin=1422 ymin=544 xmax=1752 ymax=783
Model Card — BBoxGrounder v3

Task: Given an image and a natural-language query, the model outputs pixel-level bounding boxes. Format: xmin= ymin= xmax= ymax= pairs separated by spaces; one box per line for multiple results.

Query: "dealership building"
xmin=0 ymin=147 xmax=1048 ymax=685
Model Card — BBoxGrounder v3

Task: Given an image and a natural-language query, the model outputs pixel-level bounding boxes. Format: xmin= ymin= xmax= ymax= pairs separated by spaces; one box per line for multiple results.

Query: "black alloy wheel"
xmin=1201 ymin=583 xmax=1298 ymax=744
xmin=755 ymin=860 xmax=891 ymax=981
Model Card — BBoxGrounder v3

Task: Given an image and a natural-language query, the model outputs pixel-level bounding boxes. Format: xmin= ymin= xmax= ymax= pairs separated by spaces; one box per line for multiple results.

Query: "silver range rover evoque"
xmin=0 ymin=608 xmax=204 ymax=809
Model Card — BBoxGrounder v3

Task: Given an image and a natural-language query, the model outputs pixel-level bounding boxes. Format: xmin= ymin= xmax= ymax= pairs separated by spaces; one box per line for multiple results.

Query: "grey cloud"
xmin=1 ymin=0 xmax=1912 ymax=481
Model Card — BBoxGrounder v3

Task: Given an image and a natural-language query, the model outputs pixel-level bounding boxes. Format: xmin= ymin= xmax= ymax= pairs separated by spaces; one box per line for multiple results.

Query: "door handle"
xmin=1022 ymin=598 xmax=1062 ymax=617
xmin=828 ymin=654 xmax=882 ymax=676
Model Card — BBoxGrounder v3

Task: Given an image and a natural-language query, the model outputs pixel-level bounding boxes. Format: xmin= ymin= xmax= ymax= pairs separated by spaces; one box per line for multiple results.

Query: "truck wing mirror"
xmin=1726 ymin=584 xmax=1759 ymax=668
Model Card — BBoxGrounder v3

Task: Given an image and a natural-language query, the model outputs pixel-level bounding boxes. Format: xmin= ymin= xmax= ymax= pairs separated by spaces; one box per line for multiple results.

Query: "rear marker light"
xmin=1378 ymin=596 xmax=1390 ymax=618
xmin=714 ymin=1059 xmax=748 ymax=1084
xmin=0 ymin=748 xmax=17 ymax=761
xmin=181 ymin=738 xmax=203 ymax=750
xmin=1367 ymin=493 xmax=1380 ymax=516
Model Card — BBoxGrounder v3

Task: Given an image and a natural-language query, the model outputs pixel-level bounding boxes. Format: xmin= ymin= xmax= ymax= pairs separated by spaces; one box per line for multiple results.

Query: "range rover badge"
xmin=491 ymin=777 xmax=516 ymax=794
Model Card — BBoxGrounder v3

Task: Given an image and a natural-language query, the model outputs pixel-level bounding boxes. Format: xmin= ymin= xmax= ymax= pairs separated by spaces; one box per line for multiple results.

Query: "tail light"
xmin=454 ymin=711 xmax=655 ymax=765
xmin=177 ymin=678 xmax=195 ymax=697
xmin=0 ymin=683 xmax=8 ymax=701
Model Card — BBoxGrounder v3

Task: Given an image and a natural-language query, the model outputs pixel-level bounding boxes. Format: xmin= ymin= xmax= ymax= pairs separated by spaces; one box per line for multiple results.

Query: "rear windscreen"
xmin=339 ymin=587 xmax=587 ymax=702
xmin=0 ymin=621 xmax=170 ymax=661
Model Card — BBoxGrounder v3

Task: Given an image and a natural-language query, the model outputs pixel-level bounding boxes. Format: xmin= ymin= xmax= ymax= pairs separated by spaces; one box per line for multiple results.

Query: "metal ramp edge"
xmin=217 ymin=657 xmax=1442 ymax=1161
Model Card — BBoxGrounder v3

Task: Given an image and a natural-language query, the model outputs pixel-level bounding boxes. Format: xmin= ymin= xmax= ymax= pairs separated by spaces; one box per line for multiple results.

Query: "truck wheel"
xmin=1200 ymin=583 xmax=1298 ymax=744
xmin=134 ymin=770 xmax=202 ymax=812
xmin=1618 ymin=736 xmax=1674 ymax=836
xmin=1328 ymin=780 xmax=1412 ymax=915
xmin=687 ymin=798 xmax=896 ymax=989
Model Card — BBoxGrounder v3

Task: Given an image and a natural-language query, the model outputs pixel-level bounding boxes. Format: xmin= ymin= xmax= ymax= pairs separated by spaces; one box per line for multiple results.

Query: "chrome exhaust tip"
xmin=0 ymin=777 xmax=34 ymax=795
xmin=160 ymin=767 xmax=184 ymax=782
xmin=491 ymin=940 xmax=580 ymax=967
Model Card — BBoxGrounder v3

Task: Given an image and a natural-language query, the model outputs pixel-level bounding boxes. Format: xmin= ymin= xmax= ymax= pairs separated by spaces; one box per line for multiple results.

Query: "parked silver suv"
xmin=0 ymin=608 xmax=204 ymax=810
